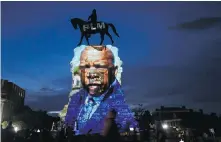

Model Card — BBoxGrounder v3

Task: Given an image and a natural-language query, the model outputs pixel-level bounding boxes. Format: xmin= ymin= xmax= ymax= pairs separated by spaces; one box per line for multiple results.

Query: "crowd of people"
xmin=2 ymin=109 xmax=220 ymax=142
xmin=1 ymin=109 xmax=123 ymax=142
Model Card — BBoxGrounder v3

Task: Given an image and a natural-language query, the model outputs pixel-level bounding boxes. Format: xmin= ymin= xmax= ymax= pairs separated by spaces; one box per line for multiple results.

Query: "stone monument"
xmin=59 ymin=9 xmax=137 ymax=135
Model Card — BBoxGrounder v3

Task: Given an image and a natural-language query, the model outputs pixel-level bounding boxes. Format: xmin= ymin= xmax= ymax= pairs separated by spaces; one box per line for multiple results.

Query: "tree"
xmin=12 ymin=106 xmax=54 ymax=130
xmin=132 ymin=104 xmax=145 ymax=121
xmin=131 ymin=104 xmax=152 ymax=130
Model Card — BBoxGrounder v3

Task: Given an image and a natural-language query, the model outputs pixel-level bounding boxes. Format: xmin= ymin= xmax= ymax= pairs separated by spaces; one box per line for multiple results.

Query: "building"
xmin=152 ymin=106 xmax=191 ymax=128
xmin=152 ymin=106 xmax=221 ymax=138
xmin=1 ymin=79 xmax=25 ymax=121
xmin=151 ymin=106 xmax=195 ymax=138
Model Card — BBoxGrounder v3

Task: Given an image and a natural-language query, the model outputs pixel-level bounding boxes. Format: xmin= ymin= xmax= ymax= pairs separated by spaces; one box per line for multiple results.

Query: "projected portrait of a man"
xmin=65 ymin=45 xmax=137 ymax=135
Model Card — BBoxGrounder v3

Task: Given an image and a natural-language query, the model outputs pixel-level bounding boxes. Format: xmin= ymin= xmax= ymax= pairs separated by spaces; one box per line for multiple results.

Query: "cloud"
xmin=24 ymin=76 xmax=72 ymax=111
xmin=122 ymin=40 xmax=221 ymax=113
xmin=169 ymin=17 xmax=221 ymax=30
xmin=122 ymin=65 xmax=221 ymax=113
xmin=25 ymin=90 xmax=69 ymax=111
xmin=39 ymin=87 xmax=65 ymax=92
xmin=39 ymin=87 xmax=56 ymax=92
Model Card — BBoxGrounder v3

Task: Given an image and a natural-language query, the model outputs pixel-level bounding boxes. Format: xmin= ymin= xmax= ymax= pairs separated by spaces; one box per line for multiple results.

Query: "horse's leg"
xmin=77 ymin=33 xmax=84 ymax=46
xmin=100 ymin=33 xmax=105 ymax=45
xmin=86 ymin=36 xmax=90 ymax=45
xmin=106 ymin=32 xmax=114 ymax=44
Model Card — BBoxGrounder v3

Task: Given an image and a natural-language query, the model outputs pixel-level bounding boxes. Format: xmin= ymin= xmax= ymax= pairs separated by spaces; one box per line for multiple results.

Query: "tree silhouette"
xmin=12 ymin=106 xmax=54 ymax=129
xmin=131 ymin=104 xmax=152 ymax=130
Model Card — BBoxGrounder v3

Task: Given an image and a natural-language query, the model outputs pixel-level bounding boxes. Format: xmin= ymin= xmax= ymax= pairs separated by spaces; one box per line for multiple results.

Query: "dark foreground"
xmin=1 ymin=129 xmax=221 ymax=142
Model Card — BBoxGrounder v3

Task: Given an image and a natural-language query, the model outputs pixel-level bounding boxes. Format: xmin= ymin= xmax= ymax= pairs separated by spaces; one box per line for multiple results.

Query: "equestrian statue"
xmin=70 ymin=9 xmax=120 ymax=46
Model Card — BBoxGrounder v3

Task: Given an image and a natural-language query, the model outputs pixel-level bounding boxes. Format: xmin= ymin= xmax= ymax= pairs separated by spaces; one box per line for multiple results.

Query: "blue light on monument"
xmin=64 ymin=45 xmax=138 ymax=135
xmin=65 ymin=80 xmax=137 ymax=135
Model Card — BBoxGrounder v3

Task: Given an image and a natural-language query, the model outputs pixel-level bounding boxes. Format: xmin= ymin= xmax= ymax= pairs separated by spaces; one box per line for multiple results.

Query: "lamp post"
xmin=162 ymin=123 xmax=168 ymax=130
xmin=209 ymin=128 xmax=216 ymax=142
xmin=14 ymin=126 xmax=18 ymax=132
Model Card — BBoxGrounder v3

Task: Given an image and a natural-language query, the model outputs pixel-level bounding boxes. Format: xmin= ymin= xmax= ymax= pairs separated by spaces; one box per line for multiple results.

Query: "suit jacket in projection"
xmin=65 ymin=80 xmax=137 ymax=135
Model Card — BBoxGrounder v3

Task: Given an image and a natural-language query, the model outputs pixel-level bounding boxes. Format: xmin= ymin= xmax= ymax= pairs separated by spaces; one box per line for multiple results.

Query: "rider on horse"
xmin=88 ymin=9 xmax=97 ymax=29
xmin=87 ymin=9 xmax=98 ymax=38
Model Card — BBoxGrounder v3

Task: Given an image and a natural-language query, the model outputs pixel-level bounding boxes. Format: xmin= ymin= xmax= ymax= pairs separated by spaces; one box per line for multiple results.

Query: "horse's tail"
xmin=108 ymin=23 xmax=120 ymax=37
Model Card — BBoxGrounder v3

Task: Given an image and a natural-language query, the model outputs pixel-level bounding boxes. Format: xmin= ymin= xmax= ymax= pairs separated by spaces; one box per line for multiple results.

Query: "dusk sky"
xmin=2 ymin=1 xmax=221 ymax=114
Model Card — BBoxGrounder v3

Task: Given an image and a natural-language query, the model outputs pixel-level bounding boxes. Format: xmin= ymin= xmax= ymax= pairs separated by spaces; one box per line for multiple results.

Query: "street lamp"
xmin=129 ymin=127 xmax=134 ymax=131
xmin=14 ymin=126 xmax=18 ymax=132
xmin=162 ymin=123 xmax=168 ymax=129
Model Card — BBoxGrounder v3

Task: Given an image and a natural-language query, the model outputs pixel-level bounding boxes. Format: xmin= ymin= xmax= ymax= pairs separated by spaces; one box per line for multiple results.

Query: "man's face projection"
xmin=79 ymin=46 xmax=116 ymax=96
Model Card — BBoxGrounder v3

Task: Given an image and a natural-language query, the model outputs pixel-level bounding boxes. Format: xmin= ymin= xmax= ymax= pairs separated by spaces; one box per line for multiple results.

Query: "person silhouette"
xmin=88 ymin=9 xmax=97 ymax=30
xmin=102 ymin=109 xmax=120 ymax=142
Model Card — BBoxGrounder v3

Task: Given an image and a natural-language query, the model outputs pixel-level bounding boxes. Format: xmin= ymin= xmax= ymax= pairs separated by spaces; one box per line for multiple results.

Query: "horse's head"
xmin=70 ymin=18 xmax=85 ymax=29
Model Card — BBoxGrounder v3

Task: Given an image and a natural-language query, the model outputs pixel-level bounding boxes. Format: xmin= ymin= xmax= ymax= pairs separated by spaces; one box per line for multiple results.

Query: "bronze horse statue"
xmin=70 ymin=18 xmax=120 ymax=46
